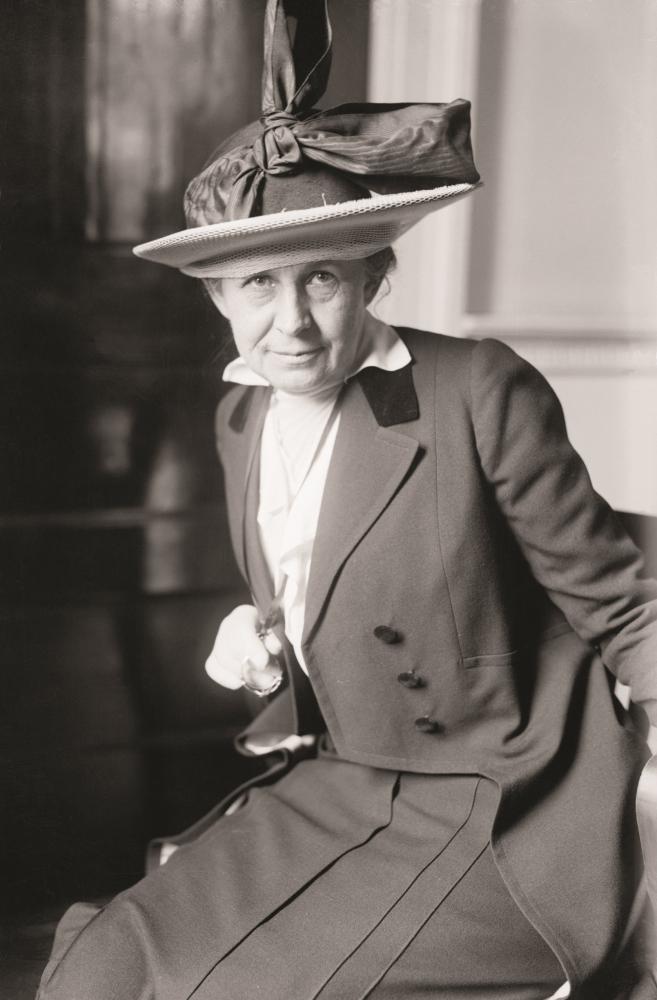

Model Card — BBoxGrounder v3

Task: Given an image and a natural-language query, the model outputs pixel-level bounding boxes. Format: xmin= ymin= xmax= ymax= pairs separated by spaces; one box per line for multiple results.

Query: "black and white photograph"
xmin=2 ymin=1 xmax=657 ymax=998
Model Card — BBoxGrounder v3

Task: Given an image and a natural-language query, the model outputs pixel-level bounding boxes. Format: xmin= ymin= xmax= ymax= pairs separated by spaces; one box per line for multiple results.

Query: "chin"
xmin=272 ymin=375 xmax=327 ymax=395
xmin=266 ymin=361 xmax=332 ymax=395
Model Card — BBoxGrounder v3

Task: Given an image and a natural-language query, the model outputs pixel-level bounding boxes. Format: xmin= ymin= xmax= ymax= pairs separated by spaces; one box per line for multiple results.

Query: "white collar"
xmin=221 ymin=314 xmax=411 ymax=388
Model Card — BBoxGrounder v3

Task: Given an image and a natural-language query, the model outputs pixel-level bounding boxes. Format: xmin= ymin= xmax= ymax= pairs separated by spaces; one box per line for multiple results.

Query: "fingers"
xmin=262 ymin=630 xmax=283 ymax=657
xmin=205 ymin=605 xmax=280 ymax=690
xmin=204 ymin=649 xmax=242 ymax=689
xmin=242 ymin=630 xmax=270 ymax=671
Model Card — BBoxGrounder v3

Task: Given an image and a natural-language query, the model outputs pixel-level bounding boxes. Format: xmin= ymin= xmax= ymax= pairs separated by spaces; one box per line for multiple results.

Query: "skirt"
xmin=37 ymin=748 xmax=565 ymax=1000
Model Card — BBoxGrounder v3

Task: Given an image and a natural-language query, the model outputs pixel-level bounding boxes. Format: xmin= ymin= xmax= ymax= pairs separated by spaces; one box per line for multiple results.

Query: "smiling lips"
xmin=269 ymin=348 xmax=323 ymax=364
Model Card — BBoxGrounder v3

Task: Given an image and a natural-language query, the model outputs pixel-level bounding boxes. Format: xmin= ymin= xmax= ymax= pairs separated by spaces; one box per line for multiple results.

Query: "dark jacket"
xmin=215 ymin=329 xmax=657 ymax=997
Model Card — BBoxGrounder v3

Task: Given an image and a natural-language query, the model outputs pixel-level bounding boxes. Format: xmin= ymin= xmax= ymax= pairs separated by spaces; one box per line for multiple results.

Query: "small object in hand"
xmin=240 ymin=600 xmax=285 ymax=697
xmin=240 ymin=655 xmax=284 ymax=697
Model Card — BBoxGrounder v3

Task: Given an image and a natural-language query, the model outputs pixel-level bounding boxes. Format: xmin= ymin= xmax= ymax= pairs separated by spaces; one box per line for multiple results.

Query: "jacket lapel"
xmin=302 ymin=372 xmax=420 ymax=645
xmin=243 ymin=443 xmax=276 ymax=618
xmin=221 ymin=385 xmax=271 ymax=583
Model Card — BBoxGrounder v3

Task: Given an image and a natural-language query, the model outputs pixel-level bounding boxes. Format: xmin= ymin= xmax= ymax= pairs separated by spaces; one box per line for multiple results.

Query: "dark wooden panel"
xmin=0 ymin=509 xmax=238 ymax=597
xmin=0 ymin=247 xmax=231 ymax=517
xmin=0 ymin=592 xmax=260 ymax=918
xmin=0 ymin=0 xmax=372 ymax=941
xmin=84 ymin=0 xmax=267 ymax=242
xmin=0 ymin=0 xmax=87 ymax=241
xmin=1 ymin=593 xmax=255 ymax=752
xmin=2 ymin=749 xmax=149 ymax=916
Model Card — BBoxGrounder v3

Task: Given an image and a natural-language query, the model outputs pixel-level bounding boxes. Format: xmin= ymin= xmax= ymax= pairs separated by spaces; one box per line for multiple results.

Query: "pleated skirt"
xmin=38 ymin=748 xmax=564 ymax=1000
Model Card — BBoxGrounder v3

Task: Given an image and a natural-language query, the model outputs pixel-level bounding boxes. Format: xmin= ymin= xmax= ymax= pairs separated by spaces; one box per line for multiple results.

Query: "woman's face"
xmin=208 ymin=259 xmax=376 ymax=395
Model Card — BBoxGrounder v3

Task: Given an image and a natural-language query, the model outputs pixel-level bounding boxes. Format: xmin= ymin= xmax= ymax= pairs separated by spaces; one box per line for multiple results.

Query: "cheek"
xmin=228 ymin=311 xmax=271 ymax=357
xmin=321 ymin=294 xmax=365 ymax=355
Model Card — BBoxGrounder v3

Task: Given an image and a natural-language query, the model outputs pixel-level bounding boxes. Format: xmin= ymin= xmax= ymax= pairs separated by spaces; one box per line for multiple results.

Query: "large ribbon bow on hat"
xmin=184 ymin=0 xmax=480 ymax=226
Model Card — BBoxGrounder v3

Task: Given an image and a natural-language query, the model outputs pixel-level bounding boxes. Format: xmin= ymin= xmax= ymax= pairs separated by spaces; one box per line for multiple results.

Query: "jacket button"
xmin=414 ymin=716 xmax=440 ymax=734
xmin=397 ymin=671 xmax=422 ymax=689
xmin=374 ymin=625 xmax=401 ymax=644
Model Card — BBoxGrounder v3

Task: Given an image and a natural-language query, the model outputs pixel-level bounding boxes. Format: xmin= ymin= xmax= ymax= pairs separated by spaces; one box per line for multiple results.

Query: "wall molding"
xmin=498 ymin=338 xmax=657 ymax=375
xmin=462 ymin=313 xmax=657 ymax=373
xmin=462 ymin=313 xmax=657 ymax=339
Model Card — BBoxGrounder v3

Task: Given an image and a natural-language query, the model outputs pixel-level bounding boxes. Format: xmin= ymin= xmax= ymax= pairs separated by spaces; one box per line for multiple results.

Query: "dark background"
xmin=0 ymin=0 xmax=370 ymax=965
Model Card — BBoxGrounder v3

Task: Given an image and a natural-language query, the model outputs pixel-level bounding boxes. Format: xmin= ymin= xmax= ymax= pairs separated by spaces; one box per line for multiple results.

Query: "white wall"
xmin=369 ymin=0 xmax=657 ymax=515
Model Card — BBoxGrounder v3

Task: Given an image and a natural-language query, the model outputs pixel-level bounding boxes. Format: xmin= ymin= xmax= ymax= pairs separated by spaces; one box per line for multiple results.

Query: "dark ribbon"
xmin=184 ymin=0 xmax=479 ymax=226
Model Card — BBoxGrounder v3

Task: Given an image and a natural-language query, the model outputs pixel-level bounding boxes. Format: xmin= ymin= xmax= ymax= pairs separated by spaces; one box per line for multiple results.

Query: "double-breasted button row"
xmin=414 ymin=716 xmax=441 ymax=734
xmin=397 ymin=670 xmax=422 ymax=689
xmin=373 ymin=625 xmax=401 ymax=644
xmin=374 ymin=626 xmax=438 ymax=732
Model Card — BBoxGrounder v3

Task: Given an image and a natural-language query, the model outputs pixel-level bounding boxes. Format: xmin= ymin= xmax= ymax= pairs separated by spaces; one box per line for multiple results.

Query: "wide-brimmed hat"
xmin=133 ymin=0 xmax=480 ymax=278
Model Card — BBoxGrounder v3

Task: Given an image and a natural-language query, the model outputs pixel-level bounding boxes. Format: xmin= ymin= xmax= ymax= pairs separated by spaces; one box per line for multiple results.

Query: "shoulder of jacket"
xmin=396 ymin=332 xmax=549 ymax=418
xmin=395 ymin=328 xmax=515 ymax=387
xmin=395 ymin=328 xmax=516 ymax=376
xmin=468 ymin=336 xmax=554 ymax=399
xmin=214 ymin=384 xmax=249 ymax=443
xmin=395 ymin=327 xmax=477 ymax=362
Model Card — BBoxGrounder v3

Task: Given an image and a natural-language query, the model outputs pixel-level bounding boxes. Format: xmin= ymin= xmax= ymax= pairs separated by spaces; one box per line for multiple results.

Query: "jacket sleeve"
xmin=470 ymin=336 xmax=657 ymax=721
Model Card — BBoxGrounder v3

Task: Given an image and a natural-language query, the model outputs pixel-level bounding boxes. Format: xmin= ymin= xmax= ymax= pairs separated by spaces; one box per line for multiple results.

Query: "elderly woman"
xmin=38 ymin=2 xmax=657 ymax=999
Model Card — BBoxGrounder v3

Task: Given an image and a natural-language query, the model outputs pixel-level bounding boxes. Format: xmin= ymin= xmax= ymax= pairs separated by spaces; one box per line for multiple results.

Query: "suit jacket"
xmin=215 ymin=329 xmax=657 ymax=997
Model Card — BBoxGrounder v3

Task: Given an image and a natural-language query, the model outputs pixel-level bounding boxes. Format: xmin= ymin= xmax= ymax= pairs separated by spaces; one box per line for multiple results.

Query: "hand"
xmin=205 ymin=604 xmax=283 ymax=691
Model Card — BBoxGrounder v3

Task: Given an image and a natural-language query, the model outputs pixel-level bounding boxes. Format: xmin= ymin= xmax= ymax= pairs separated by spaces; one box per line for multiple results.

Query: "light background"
xmin=370 ymin=0 xmax=657 ymax=515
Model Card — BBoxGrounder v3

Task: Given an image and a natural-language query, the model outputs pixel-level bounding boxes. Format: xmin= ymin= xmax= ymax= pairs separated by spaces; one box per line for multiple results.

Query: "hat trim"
xmin=133 ymin=183 xmax=477 ymax=268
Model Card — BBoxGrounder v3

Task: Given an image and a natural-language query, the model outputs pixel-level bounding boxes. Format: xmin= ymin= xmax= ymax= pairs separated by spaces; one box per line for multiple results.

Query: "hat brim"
xmin=132 ymin=183 xmax=478 ymax=278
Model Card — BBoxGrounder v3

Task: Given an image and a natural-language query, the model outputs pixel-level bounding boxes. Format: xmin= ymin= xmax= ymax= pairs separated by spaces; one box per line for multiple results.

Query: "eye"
xmin=243 ymin=273 xmax=274 ymax=290
xmin=306 ymin=270 xmax=338 ymax=296
xmin=308 ymin=270 xmax=335 ymax=285
xmin=240 ymin=273 xmax=276 ymax=301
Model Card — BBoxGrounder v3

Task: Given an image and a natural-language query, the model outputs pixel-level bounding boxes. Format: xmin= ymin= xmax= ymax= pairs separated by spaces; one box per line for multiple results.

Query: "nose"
xmin=273 ymin=284 xmax=312 ymax=338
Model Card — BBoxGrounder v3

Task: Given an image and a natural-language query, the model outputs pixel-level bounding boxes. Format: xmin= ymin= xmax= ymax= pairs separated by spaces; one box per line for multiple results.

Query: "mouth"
xmin=269 ymin=348 xmax=323 ymax=364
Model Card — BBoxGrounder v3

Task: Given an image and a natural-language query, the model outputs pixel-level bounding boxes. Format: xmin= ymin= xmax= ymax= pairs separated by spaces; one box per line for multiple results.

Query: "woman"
xmin=38 ymin=1 xmax=657 ymax=998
